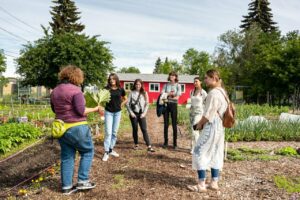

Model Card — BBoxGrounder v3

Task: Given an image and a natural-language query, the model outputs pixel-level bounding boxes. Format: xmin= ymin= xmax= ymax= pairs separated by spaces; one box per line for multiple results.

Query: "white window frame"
xmin=149 ymin=83 xmax=160 ymax=92
xmin=124 ymin=82 xmax=134 ymax=91
xmin=180 ymin=84 xmax=186 ymax=93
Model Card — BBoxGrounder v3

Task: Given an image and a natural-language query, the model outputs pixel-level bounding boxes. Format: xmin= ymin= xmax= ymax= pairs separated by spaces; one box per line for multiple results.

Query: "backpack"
xmin=217 ymin=89 xmax=235 ymax=128
xmin=156 ymin=93 xmax=166 ymax=117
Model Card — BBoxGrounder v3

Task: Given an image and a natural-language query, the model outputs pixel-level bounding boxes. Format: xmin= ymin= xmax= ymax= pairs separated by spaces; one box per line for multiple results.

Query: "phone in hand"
xmin=193 ymin=124 xmax=198 ymax=130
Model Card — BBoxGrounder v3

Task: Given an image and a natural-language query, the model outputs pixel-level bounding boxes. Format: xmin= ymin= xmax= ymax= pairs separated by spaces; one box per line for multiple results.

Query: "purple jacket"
xmin=50 ymin=83 xmax=86 ymax=123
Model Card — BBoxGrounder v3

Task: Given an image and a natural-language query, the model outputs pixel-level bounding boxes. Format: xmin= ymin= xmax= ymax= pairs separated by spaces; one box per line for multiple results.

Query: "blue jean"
xmin=58 ymin=125 xmax=94 ymax=189
xmin=197 ymin=168 xmax=219 ymax=181
xmin=104 ymin=111 xmax=121 ymax=152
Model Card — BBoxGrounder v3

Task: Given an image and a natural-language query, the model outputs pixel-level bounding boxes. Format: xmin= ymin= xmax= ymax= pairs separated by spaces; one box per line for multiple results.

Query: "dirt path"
xmin=1 ymin=108 xmax=299 ymax=199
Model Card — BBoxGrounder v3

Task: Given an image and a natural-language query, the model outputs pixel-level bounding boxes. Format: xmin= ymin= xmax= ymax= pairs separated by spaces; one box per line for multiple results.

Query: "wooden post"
xmin=95 ymin=124 xmax=100 ymax=135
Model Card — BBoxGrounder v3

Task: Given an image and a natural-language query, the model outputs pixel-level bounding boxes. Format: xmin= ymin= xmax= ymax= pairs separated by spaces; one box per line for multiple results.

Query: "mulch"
xmin=0 ymin=108 xmax=299 ymax=200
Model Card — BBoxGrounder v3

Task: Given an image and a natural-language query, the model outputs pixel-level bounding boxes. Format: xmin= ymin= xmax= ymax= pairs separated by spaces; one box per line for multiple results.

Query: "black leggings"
xmin=163 ymin=102 xmax=178 ymax=146
xmin=129 ymin=113 xmax=151 ymax=146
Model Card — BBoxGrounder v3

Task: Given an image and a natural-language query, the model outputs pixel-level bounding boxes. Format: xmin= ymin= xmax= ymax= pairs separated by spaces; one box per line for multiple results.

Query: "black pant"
xmin=129 ymin=113 xmax=151 ymax=146
xmin=163 ymin=102 xmax=178 ymax=147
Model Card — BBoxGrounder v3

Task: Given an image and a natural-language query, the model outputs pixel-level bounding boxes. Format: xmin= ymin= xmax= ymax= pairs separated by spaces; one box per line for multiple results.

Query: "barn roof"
xmin=116 ymin=73 xmax=198 ymax=84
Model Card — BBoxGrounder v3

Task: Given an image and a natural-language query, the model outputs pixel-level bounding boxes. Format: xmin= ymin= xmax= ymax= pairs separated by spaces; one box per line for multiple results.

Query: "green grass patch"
xmin=256 ymin=154 xmax=281 ymax=161
xmin=237 ymin=147 xmax=270 ymax=154
xmin=274 ymin=175 xmax=300 ymax=193
xmin=112 ymin=174 xmax=125 ymax=189
xmin=227 ymin=147 xmax=285 ymax=161
xmin=118 ymin=110 xmax=132 ymax=138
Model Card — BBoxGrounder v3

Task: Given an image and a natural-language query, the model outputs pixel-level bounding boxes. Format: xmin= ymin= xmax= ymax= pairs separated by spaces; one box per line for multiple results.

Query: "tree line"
xmin=0 ymin=0 xmax=299 ymax=107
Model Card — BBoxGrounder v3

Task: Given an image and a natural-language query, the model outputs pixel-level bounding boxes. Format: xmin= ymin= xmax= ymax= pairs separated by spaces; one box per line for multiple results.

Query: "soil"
xmin=0 ymin=139 xmax=60 ymax=188
xmin=0 ymin=108 xmax=299 ymax=200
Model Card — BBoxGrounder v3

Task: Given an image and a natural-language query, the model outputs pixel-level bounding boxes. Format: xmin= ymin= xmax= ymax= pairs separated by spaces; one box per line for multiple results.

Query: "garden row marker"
xmin=95 ymin=124 xmax=100 ymax=135
xmin=224 ymin=142 xmax=228 ymax=160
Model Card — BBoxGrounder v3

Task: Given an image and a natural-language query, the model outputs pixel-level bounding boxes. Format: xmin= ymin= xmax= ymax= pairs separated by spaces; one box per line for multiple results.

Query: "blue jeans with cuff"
xmin=58 ymin=124 xmax=94 ymax=189
xmin=197 ymin=168 xmax=219 ymax=182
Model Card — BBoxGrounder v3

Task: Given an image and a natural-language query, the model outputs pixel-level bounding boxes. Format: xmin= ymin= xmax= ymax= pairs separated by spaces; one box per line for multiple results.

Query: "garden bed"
xmin=0 ymin=108 xmax=299 ymax=199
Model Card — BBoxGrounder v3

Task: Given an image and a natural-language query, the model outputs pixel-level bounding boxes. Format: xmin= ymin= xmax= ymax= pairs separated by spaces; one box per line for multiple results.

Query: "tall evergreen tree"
xmin=153 ymin=57 xmax=162 ymax=74
xmin=240 ymin=0 xmax=277 ymax=32
xmin=49 ymin=0 xmax=85 ymax=34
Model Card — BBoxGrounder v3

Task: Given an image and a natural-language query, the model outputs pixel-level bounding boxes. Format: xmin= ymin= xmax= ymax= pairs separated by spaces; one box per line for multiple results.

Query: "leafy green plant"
xmin=225 ymin=121 xmax=300 ymax=142
xmin=85 ymin=89 xmax=111 ymax=107
xmin=177 ymin=106 xmax=191 ymax=126
xmin=227 ymin=148 xmax=282 ymax=161
xmin=275 ymin=147 xmax=298 ymax=156
xmin=236 ymin=104 xmax=289 ymax=120
xmin=0 ymin=123 xmax=42 ymax=154
xmin=274 ymin=175 xmax=300 ymax=193
xmin=238 ymin=147 xmax=269 ymax=154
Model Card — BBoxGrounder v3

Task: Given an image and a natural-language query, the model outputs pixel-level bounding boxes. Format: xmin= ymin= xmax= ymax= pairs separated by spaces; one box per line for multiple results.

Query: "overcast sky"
xmin=1 ymin=0 xmax=300 ymax=77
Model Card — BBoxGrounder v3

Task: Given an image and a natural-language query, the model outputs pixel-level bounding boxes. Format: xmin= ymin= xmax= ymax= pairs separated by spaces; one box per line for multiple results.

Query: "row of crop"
xmin=235 ymin=104 xmax=289 ymax=120
xmin=0 ymin=123 xmax=43 ymax=154
xmin=177 ymin=104 xmax=299 ymax=142
xmin=0 ymin=108 xmax=54 ymax=122
xmin=225 ymin=121 xmax=300 ymax=142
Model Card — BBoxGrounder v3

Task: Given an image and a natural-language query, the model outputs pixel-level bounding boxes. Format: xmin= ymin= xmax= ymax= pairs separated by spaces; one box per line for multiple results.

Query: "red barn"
xmin=117 ymin=73 xmax=197 ymax=104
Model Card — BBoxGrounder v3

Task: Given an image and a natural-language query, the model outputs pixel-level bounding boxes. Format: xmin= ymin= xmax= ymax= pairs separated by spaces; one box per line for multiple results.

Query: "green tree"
xmin=49 ymin=0 xmax=85 ymax=34
xmin=160 ymin=57 xmax=173 ymax=74
xmin=117 ymin=66 xmax=140 ymax=73
xmin=0 ymin=50 xmax=5 ymax=74
xmin=153 ymin=57 xmax=162 ymax=74
xmin=182 ymin=48 xmax=212 ymax=77
xmin=170 ymin=60 xmax=185 ymax=74
xmin=17 ymin=33 xmax=113 ymax=89
xmin=213 ymin=29 xmax=244 ymax=87
xmin=240 ymin=0 xmax=277 ymax=32
xmin=0 ymin=50 xmax=8 ymax=88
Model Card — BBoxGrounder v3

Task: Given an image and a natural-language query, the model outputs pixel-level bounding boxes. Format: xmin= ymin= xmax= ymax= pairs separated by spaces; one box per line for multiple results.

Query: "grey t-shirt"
xmin=162 ymin=83 xmax=182 ymax=103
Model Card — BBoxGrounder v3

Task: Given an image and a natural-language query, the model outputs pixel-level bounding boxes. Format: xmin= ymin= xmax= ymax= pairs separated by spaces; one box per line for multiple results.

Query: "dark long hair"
xmin=106 ymin=73 xmax=121 ymax=89
xmin=167 ymin=71 xmax=178 ymax=83
xmin=193 ymin=76 xmax=203 ymax=95
xmin=131 ymin=79 xmax=146 ymax=98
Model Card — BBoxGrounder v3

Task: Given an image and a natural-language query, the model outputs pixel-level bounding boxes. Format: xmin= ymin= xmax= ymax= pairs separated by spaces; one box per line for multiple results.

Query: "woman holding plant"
xmin=102 ymin=73 xmax=127 ymax=162
xmin=126 ymin=79 xmax=155 ymax=152
xmin=187 ymin=69 xmax=228 ymax=192
xmin=50 ymin=65 xmax=100 ymax=195
xmin=189 ymin=77 xmax=207 ymax=154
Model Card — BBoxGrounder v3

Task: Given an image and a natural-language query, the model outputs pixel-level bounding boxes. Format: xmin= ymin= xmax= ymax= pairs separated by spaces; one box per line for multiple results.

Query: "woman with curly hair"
xmin=50 ymin=65 xmax=100 ymax=195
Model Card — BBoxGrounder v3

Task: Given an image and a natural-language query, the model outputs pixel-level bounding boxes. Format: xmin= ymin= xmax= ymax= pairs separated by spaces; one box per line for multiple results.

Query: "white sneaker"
xmin=109 ymin=150 xmax=119 ymax=157
xmin=102 ymin=153 xmax=109 ymax=161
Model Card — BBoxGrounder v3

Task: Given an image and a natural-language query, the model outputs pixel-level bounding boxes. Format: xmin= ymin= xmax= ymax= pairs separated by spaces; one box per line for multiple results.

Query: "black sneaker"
xmin=62 ymin=186 xmax=78 ymax=195
xmin=162 ymin=144 xmax=168 ymax=149
xmin=76 ymin=182 xmax=96 ymax=190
